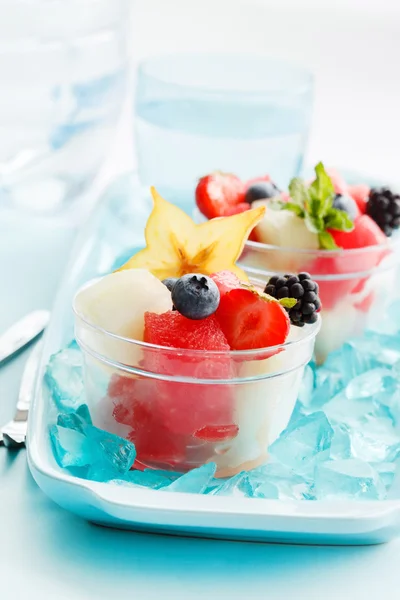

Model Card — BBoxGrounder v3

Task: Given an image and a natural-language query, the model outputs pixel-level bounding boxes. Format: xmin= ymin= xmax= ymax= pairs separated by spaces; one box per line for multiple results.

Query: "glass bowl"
xmin=73 ymin=279 xmax=320 ymax=477
xmin=239 ymin=238 xmax=400 ymax=363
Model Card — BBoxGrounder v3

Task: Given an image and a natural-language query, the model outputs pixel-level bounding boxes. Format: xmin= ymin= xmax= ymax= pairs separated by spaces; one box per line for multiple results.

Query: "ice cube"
xmin=57 ymin=404 xmax=92 ymax=432
xmin=121 ymin=469 xmax=178 ymax=489
xmin=349 ymin=416 xmax=400 ymax=463
xmin=324 ymin=390 xmax=374 ymax=426
xmin=209 ymin=472 xmax=254 ymax=497
xmin=268 ymin=412 xmax=334 ymax=473
xmin=314 ymin=459 xmax=386 ymax=500
xmin=85 ymin=425 xmax=136 ymax=474
xmin=49 ymin=416 xmax=135 ymax=477
xmin=163 ymin=463 xmax=216 ymax=494
xmin=330 ymin=424 xmax=352 ymax=460
xmin=50 ymin=425 xmax=93 ymax=469
xmin=249 ymin=462 xmax=313 ymax=500
xmin=375 ymin=462 xmax=397 ymax=489
xmin=346 ymin=368 xmax=397 ymax=401
xmin=45 ymin=341 xmax=84 ymax=411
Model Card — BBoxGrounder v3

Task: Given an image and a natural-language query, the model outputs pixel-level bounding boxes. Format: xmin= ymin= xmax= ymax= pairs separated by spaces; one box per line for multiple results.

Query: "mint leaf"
xmin=288 ymin=178 xmax=308 ymax=208
xmin=281 ymin=202 xmax=305 ymax=218
xmin=304 ymin=213 xmax=324 ymax=234
xmin=279 ymin=297 xmax=298 ymax=309
xmin=309 ymin=162 xmax=335 ymax=214
xmin=286 ymin=162 xmax=355 ymax=249
xmin=318 ymin=231 xmax=339 ymax=250
xmin=324 ymin=208 xmax=354 ymax=232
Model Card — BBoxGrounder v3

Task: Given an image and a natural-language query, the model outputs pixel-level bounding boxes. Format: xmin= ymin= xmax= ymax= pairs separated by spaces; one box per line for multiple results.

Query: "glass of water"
xmin=0 ymin=0 xmax=129 ymax=215
xmin=134 ymin=53 xmax=314 ymax=213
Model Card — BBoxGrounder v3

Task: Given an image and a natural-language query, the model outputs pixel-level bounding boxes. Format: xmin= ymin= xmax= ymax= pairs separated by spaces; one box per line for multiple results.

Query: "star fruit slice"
xmin=118 ymin=187 xmax=265 ymax=281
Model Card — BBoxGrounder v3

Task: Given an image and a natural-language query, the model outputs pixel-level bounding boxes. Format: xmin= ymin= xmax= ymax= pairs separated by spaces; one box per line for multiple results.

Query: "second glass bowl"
xmin=239 ymin=238 xmax=400 ymax=363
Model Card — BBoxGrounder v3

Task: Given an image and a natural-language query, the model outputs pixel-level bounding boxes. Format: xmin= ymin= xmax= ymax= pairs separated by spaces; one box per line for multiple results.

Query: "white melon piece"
xmin=253 ymin=200 xmax=319 ymax=250
xmin=74 ymin=269 xmax=172 ymax=366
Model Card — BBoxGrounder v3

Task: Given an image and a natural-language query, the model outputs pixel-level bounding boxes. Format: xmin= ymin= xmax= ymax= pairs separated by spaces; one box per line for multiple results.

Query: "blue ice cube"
xmin=85 ymin=425 xmax=136 ymax=474
xmin=163 ymin=463 xmax=216 ymax=494
xmin=50 ymin=425 xmax=93 ymax=469
xmin=374 ymin=462 xmax=397 ymax=489
xmin=346 ymin=368 xmax=397 ymax=402
xmin=339 ymin=339 xmax=380 ymax=383
xmin=330 ymin=424 xmax=352 ymax=460
xmin=253 ymin=481 xmax=279 ymax=499
xmin=268 ymin=412 xmax=334 ymax=474
xmin=209 ymin=472 xmax=254 ymax=497
xmin=324 ymin=390 xmax=374 ymax=426
xmin=349 ymin=416 xmax=400 ymax=463
xmin=50 ymin=415 xmax=135 ymax=477
xmin=45 ymin=342 xmax=84 ymax=411
xmin=57 ymin=404 xmax=92 ymax=432
xmin=121 ymin=469 xmax=178 ymax=489
xmin=249 ymin=462 xmax=313 ymax=500
xmin=314 ymin=459 xmax=386 ymax=500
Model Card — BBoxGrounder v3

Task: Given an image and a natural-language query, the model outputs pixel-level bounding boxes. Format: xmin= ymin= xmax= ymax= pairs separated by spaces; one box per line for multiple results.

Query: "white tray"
xmin=27 ymin=170 xmax=400 ymax=545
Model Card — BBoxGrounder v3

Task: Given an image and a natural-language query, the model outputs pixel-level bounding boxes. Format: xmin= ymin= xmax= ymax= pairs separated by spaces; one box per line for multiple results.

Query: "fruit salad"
xmin=74 ymin=189 xmax=320 ymax=477
xmin=195 ymin=164 xmax=400 ymax=362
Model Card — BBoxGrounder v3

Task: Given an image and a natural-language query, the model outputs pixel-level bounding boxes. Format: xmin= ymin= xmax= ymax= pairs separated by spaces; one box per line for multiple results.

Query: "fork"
xmin=0 ymin=340 xmax=43 ymax=448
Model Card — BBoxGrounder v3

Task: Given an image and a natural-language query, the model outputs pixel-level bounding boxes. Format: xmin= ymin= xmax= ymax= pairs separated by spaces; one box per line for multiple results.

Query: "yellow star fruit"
xmin=118 ymin=187 xmax=265 ymax=281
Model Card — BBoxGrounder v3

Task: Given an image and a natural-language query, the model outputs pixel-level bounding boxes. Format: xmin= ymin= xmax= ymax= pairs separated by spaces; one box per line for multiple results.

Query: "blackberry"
xmin=366 ymin=187 xmax=400 ymax=237
xmin=264 ymin=272 xmax=321 ymax=327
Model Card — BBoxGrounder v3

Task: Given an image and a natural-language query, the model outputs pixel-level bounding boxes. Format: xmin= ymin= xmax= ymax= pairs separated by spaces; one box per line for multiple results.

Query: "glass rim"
xmin=136 ymin=52 xmax=314 ymax=97
xmin=73 ymin=287 xmax=321 ymax=361
xmin=244 ymin=235 xmax=400 ymax=256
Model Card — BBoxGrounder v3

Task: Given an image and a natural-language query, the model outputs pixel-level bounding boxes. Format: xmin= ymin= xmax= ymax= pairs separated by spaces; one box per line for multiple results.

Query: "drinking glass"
xmin=134 ymin=53 xmax=314 ymax=213
xmin=0 ymin=0 xmax=129 ymax=215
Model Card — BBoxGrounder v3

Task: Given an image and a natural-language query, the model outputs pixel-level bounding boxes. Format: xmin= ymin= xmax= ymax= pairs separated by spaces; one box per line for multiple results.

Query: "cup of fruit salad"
xmin=195 ymin=164 xmax=400 ymax=363
xmin=73 ymin=189 xmax=320 ymax=477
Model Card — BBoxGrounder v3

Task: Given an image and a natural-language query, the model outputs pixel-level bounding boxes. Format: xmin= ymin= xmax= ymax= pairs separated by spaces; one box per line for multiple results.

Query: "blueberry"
xmin=171 ymin=274 xmax=220 ymax=320
xmin=162 ymin=277 xmax=178 ymax=292
xmin=332 ymin=194 xmax=358 ymax=220
xmin=245 ymin=181 xmax=281 ymax=204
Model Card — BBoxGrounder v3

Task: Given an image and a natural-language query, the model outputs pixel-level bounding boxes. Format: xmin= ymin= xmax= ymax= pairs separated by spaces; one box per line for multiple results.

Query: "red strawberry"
xmin=215 ymin=287 xmax=290 ymax=350
xmin=211 ymin=270 xmax=242 ymax=296
xmin=223 ymin=202 xmax=250 ymax=216
xmin=348 ymin=184 xmax=370 ymax=215
xmin=195 ymin=172 xmax=245 ymax=219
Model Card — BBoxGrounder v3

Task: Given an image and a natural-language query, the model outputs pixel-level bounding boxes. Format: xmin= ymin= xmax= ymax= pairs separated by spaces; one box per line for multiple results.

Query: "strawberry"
xmin=195 ymin=172 xmax=245 ymax=219
xmin=223 ymin=202 xmax=250 ymax=216
xmin=211 ymin=270 xmax=242 ymax=296
xmin=215 ymin=287 xmax=290 ymax=350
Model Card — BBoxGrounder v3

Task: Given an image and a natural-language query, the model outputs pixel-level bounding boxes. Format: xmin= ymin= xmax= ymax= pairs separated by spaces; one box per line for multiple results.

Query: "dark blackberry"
xmin=366 ymin=187 xmax=400 ymax=237
xmin=264 ymin=272 xmax=321 ymax=327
